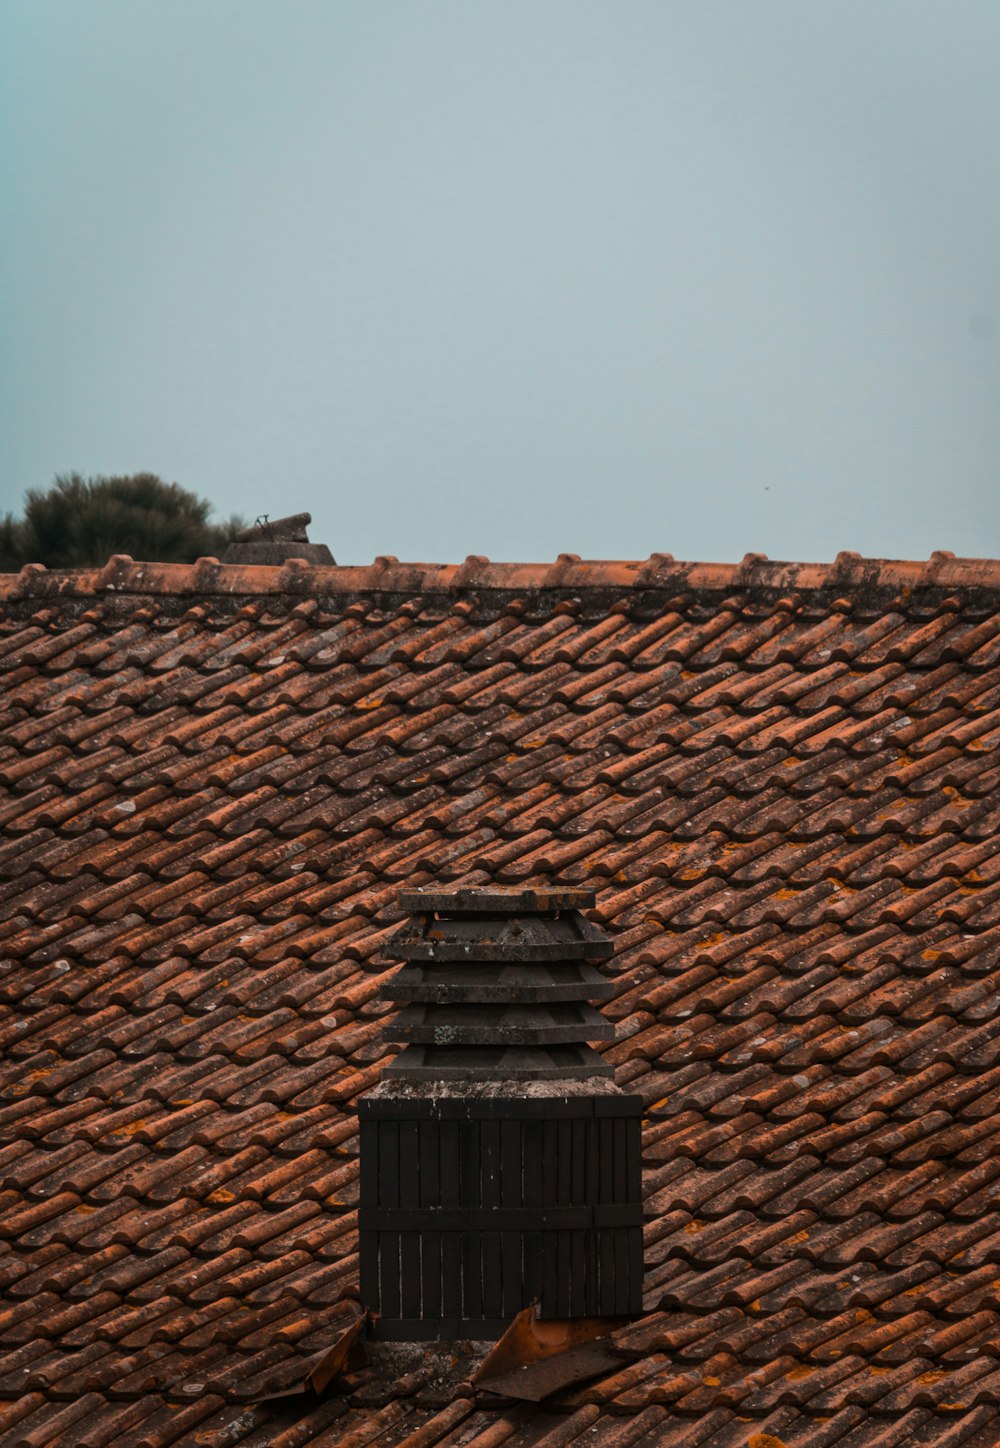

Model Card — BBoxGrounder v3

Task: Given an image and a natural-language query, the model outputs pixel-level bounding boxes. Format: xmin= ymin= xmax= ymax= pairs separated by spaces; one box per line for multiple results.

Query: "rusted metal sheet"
xmin=473 ymin=1305 xmax=629 ymax=1401
xmin=255 ymin=1311 xmax=369 ymax=1401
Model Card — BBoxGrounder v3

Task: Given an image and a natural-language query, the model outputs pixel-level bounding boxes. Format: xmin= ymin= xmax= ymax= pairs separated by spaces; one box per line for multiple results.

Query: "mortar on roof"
xmin=364 ymin=1338 xmax=488 ymax=1400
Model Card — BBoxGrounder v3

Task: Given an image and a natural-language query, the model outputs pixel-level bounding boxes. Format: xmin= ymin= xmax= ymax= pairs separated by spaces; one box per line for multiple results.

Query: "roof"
xmin=1 ymin=550 xmax=1000 ymax=1448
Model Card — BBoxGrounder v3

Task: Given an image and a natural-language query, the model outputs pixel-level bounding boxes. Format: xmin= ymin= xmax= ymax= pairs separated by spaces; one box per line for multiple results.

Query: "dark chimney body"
xmin=358 ymin=886 xmax=644 ymax=1340
xmin=221 ymin=511 xmax=335 ymax=565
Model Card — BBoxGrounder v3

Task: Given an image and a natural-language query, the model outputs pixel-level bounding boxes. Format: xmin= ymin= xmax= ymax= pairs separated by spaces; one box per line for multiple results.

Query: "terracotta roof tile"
xmin=2 ymin=554 xmax=1000 ymax=1443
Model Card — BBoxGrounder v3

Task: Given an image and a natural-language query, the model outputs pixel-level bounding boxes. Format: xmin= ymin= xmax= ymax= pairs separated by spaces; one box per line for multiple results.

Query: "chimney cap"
xmin=222 ymin=510 xmax=335 ymax=565
xmin=233 ymin=511 xmax=312 ymax=543
xmin=380 ymin=884 xmax=610 ymax=1082
xmin=399 ymin=885 xmax=596 ymax=915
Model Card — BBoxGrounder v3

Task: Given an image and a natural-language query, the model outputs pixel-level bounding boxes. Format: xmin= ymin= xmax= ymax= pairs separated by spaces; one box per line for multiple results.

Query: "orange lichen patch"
xmin=748 ymin=1437 xmax=788 ymax=1448
xmin=106 ymin=1119 xmax=148 ymax=1138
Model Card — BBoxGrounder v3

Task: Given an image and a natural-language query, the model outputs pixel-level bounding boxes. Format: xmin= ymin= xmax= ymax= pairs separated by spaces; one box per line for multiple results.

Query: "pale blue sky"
xmin=2 ymin=1 xmax=998 ymax=564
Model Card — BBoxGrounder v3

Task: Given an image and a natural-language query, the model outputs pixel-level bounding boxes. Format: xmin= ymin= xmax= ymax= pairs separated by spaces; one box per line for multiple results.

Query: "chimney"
xmin=221 ymin=511 xmax=335 ymax=564
xmin=358 ymin=886 xmax=644 ymax=1340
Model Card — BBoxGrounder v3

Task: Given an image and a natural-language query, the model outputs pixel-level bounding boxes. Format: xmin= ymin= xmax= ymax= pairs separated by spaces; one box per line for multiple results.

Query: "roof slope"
xmin=1 ymin=553 xmax=1000 ymax=1448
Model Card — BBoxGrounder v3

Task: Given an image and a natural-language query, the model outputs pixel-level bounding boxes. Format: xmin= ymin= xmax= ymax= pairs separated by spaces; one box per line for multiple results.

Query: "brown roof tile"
xmin=2 ymin=554 xmax=1000 ymax=1444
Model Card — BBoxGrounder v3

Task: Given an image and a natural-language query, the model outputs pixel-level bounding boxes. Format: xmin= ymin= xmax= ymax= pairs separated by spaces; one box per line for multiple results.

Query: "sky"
xmin=2 ymin=0 xmax=999 ymax=565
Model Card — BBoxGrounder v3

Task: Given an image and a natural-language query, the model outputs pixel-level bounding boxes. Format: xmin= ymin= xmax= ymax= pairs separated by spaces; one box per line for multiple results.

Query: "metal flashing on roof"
xmin=473 ymin=1304 xmax=630 ymax=1401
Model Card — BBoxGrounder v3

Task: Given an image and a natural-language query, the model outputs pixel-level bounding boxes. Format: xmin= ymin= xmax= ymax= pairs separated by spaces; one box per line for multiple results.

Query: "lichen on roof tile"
xmin=0 ymin=553 xmax=999 ymax=1443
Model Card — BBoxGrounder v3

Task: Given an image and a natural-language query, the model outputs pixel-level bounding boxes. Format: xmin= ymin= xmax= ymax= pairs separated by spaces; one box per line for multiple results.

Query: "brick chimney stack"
xmin=358 ymin=886 xmax=644 ymax=1340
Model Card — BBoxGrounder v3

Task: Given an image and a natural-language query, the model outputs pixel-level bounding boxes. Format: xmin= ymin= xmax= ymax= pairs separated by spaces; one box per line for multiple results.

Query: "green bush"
xmin=1 ymin=473 xmax=244 ymax=568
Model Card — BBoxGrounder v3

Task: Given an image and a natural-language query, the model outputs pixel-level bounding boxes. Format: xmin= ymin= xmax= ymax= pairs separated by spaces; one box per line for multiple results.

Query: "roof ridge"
xmin=2 ymin=549 xmax=999 ymax=601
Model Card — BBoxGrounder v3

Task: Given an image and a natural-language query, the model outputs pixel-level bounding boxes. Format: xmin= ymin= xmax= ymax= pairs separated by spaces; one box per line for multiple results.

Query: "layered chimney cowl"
xmin=358 ymin=886 xmax=644 ymax=1340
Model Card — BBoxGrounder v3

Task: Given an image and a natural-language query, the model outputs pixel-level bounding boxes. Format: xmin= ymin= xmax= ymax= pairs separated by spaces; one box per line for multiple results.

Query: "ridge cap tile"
xmin=2 ymin=551 xmax=999 ymax=600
